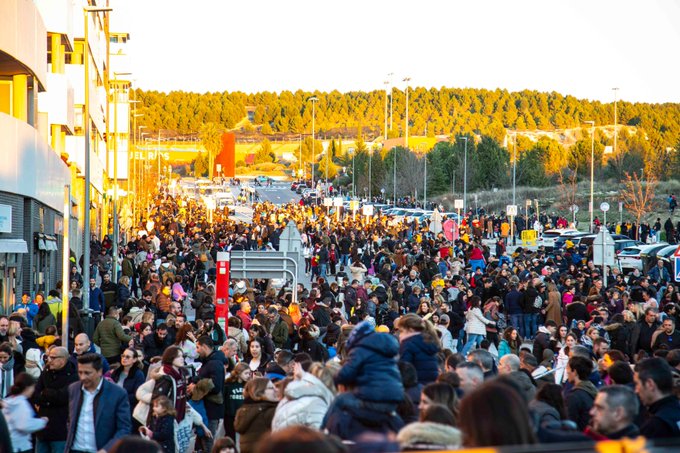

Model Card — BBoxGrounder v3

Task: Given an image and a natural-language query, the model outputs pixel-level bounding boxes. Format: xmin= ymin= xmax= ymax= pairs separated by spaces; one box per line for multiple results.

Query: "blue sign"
xmin=675 ymin=258 xmax=680 ymax=283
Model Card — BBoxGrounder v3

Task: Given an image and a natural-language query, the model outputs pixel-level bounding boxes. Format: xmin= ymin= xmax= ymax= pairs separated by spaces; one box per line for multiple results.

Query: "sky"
xmin=110 ymin=0 xmax=680 ymax=104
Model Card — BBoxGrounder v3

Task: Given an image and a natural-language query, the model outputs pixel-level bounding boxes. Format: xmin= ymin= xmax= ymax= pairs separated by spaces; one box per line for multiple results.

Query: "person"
xmin=34 ymin=302 xmax=56 ymax=335
xmin=631 ymin=307 xmax=660 ymax=355
xmin=256 ymin=425 xmax=345 ymax=453
xmin=498 ymin=327 xmax=522 ymax=358
xmin=174 ymin=324 xmax=199 ymax=367
xmin=223 ymin=363 xmax=252 ymax=442
xmin=93 ymin=305 xmax=133 ymax=364
xmin=458 ymin=381 xmax=536 ymax=447
xmin=142 ymin=323 xmax=173 ymax=361
xmin=2 ymin=372 xmax=47 ymax=453
xmin=298 ymin=326 xmax=329 ymax=362
xmin=635 ymin=357 xmax=680 ymax=438
xmin=397 ymin=403 xmax=462 ymax=450
xmin=33 ymin=346 xmax=79 ymax=453
xmin=190 ymin=336 xmax=225 ymax=451
xmin=533 ymin=320 xmax=556 ymax=363
xmin=565 ymin=356 xmax=597 ymax=431
xmin=244 ymin=337 xmax=271 ymax=375
xmin=267 ymin=306 xmax=289 ymax=350
xmin=588 ymin=385 xmax=640 ymax=439
xmin=418 ymin=382 xmax=459 ymax=422
xmin=272 ymin=362 xmax=336 ymax=431
xmin=234 ymin=378 xmax=279 ymax=453
xmin=70 ymin=333 xmax=111 ymax=374
xmin=0 ymin=342 xmax=23 ymax=399
xmin=462 ymin=296 xmax=496 ymax=355
xmin=652 ymin=318 xmax=680 ymax=351
xmin=64 ymin=353 xmax=132 ymax=452
xmin=106 ymin=348 xmax=146 ymax=425
xmin=398 ymin=314 xmax=440 ymax=385
xmin=455 ymin=362 xmax=484 ymax=396
xmin=140 ymin=395 xmax=176 ymax=453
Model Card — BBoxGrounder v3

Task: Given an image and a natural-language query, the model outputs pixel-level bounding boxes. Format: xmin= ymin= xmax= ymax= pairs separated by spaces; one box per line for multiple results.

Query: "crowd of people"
xmin=1 ymin=188 xmax=680 ymax=453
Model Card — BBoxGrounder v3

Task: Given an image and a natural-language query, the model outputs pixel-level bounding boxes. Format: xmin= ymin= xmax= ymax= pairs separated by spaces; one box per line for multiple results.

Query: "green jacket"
xmin=271 ymin=318 xmax=289 ymax=349
xmin=93 ymin=316 xmax=132 ymax=358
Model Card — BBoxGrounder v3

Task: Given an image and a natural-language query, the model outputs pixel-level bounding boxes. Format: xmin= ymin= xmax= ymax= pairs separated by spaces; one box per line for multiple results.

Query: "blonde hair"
xmin=309 ymin=362 xmax=337 ymax=395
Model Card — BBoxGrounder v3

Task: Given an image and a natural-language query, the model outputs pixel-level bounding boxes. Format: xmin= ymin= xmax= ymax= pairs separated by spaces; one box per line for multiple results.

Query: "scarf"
xmin=162 ymin=364 xmax=187 ymax=421
xmin=1 ymin=356 xmax=15 ymax=398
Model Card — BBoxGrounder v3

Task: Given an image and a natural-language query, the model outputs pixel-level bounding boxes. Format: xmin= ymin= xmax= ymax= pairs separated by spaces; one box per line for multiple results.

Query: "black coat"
xmin=142 ymin=333 xmax=173 ymax=361
xmin=640 ymin=395 xmax=680 ymax=439
xmin=299 ymin=337 xmax=329 ymax=362
xmin=149 ymin=414 xmax=175 ymax=453
xmin=33 ymin=360 xmax=79 ymax=441
xmin=195 ymin=351 xmax=225 ymax=420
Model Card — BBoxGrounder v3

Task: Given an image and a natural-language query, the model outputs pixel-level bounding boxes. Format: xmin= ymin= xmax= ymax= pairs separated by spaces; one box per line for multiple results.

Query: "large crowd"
xmin=1 ymin=188 xmax=680 ymax=453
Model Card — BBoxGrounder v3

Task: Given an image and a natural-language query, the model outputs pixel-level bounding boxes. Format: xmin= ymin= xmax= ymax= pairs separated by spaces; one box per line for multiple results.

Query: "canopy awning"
xmin=0 ymin=239 xmax=28 ymax=254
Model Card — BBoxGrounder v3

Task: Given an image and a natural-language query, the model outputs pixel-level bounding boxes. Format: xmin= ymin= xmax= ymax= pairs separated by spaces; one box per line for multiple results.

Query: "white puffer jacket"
xmin=271 ymin=372 xmax=335 ymax=431
xmin=465 ymin=307 xmax=494 ymax=336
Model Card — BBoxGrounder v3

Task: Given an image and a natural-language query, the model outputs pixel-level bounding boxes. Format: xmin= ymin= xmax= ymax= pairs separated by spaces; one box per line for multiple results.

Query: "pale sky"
xmin=110 ymin=0 xmax=680 ymax=104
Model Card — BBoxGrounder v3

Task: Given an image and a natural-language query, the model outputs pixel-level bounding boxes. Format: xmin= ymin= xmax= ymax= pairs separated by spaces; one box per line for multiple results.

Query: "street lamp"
xmin=460 ymin=136 xmax=468 ymax=214
xmin=512 ymin=131 xmax=517 ymax=206
xmin=584 ymin=120 xmax=595 ymax=232
xmin=403 ymin=77 xmax=411 ymax=149
xmin=82 ymin=5 xmax=112 ymax=310
xmin=309 ymin=96 xmax=318 ymax=190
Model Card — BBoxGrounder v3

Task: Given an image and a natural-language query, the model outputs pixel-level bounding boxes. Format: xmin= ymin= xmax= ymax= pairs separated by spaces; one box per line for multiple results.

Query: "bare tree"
xmin=557 ymin=167 xmax=579 ymax=210
xmin=621 ymin=171 xmax=658 ymax=226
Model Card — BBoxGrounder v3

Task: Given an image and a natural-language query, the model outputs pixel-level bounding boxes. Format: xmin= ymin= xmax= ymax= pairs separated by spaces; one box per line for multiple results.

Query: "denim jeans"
xmin=524 ymin=313 xmax=538 ymax=339
xmin=462 ymin=334 xmax=485 ymax=356
xmin=341 ymin=254 xmax=350 ymax=267
xmin=37 ymin=440 xmax=66 ymax=453
xmin=510 ymin=314 xmax=524 ymax=337
xmin=319 ymin=263 xmax=328 ymax=280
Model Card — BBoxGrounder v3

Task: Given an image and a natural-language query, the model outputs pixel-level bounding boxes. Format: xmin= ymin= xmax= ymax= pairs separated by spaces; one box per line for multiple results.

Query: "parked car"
xmin=295 ymin=184 xmax=309 ymax=194
xmin=617 ymin=246 xmax=644 ymax=273
xmin=554 ymin=231 xmax=590 ymax=250
xmin=640 ymin=243 xmax=671 ymax=273
xmin=653 ymin=244 xmax=678 ymax=278
xmin=539 ymin=228 xmax=580 ymax=250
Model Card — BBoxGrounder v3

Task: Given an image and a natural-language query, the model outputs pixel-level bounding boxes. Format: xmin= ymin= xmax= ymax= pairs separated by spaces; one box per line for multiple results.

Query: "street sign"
xmin=362 ymin=204 xmax=374 ymax=216
xmin=454 ymin=199 xmax=464 ymax=209
xmin=507 ymin=205 xmax=518 ymax=216
xmin=600 ymin=202 xmax=610 ymax=212
xmin=619 ymin=201 xmax=623 ymax=212
xmin=674 ymin=245 xmax=680 ymax=258
xmin=675 ymin=258 xmax=680 ymax=283
xmin=569 ymin=204 xmax=579 ymax=213
xmin=323 ymin=197 xmax=333 ymax=207
xmin=350 ymin=200 xmax=360 ymax=212
xmin=333 ymin=197 xmax=343 ymax=207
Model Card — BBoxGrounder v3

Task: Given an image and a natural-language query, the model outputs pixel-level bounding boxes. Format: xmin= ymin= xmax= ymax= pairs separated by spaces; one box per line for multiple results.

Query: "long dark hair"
xmin=536 ymin=383 xmax=568 ymax=420
xmin=112 ymin=348 xmax=141 ymax=381
xmin=9 ymin=372 xmax=35 ymax=396
xmin=458 ymin=381 xmax=537 ymax=447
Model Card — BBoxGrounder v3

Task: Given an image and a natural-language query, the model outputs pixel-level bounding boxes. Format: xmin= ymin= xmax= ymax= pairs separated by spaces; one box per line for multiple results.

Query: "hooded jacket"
xmin=271 ymin=372 xmax=335 ymax=431
xmin=2 ymin=394 xmax=47 ymax=451
xmin=400 ymin=332 xmax=441 ymax=385
xmin=234 ymin=400 xmax=277 ymax=453
xmin=397 ymin=422 xmax=462 ymax=451
xmin=566 ymin=380 xmax=598 ymax=431
xmin=335 ymin=321 xmax=404 ymax=403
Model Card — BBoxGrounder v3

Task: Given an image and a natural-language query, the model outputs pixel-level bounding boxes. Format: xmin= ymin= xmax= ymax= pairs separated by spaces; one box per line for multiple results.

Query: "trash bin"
xmin=79 ymin=309 xmax=95 ymax=338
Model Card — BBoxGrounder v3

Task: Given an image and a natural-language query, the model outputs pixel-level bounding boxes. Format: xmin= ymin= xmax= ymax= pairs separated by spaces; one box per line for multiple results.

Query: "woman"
xmin=553 ymin=324 xmax=569 ymax=351
xmin=298 ymin=327 xmax=329 ymax=362
xmin=172 ymin=276 xmax=188 ymax=304
xmin=223 ymin=363 xmax=252 ymax=442
xmin=34 ymin=302 xmax=56 ymax=334
xmin=106 ymin=347 xmax=146 ymax=427
xmin=483 ymin=297 xmax=500 ymax=348
xmin=458 ymin=381 xmax=536 ymax=447
xmin=117 ymin=276 xmax=132 ymax=309
xmin=416 ymin=300 xmax=433 ymax=318
xmin=2 ymin=373 xmax=47 ymax=453
xmin=227 ymin=316 xmax=248 ymax=358
xmin=234 ymin=378 xmax=279 ymax=453
xmin=418 ymin=382 xmax=459 ymax=423
xmin=544 ymin=282 xmax=563 ymax=326
xmin=530 ymin=383 xmax=568 ymax=427
xmin=272 ymin=362 xmax=336 ymax=431
xmin=349 ymin=258 xmax=368 ymax=283
xmin=580 ymin=326 xmax=599 ymax=351
xmin=498 ymin=327 xmax=522 ymax=358
xmin=244 ymin=338 xmax=271 ymax=375
xmin=247 ymin=324 xmax=275 ymax=357
xmin=174 ymin=324 xmax=198 ymax=367
xmin=554 ymin=333 xmax=578 ymax=384
xmin=135 ymin=322 xmax=154 ymax=350
xmin=398 ymin=313 xmax=440 ymax=385
xmin=462 ymin=296 xmax=495 ymax=356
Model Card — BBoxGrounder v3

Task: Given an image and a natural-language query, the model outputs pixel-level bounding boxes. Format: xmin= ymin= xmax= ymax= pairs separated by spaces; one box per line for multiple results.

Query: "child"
xmin=141 ymin=395 xmax=176 ymax=453
xmin=2 ymin=372 xmax=48 ymax=453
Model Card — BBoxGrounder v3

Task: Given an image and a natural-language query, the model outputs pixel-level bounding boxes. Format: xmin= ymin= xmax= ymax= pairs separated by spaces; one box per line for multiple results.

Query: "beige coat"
xmin=545 ymin=290 xmax=563 ymax=326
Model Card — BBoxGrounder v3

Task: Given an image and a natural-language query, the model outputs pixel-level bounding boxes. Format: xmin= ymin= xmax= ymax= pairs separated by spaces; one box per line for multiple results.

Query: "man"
xmin=33 ymin=346 xmax=79 ymax=453
xmin=191 ymin=281 xmax=214 ymax=321
xmin=467 ymin=349 xmax=496 ymax=380
xmin=89 ymin=278 xmax=104 ymax=324
xmin=190 ymin=336 xmax=225 ymax=452
xmin=267 ymin=306 xmax=289 ymax=350
xmin=533 ymin=320 xmax=556 ymax=363
xmin=648 ymin=260 xmax=671 ymax=285
xmin=142 ymin=323 xmax=172 ymax=361
xmin=121 ymin=250 xmax=137 ymax=296
xmin=455 ymin=362 xmax=484 ymax=395
xmin=589 ymin=385 xmax=640 ymax=439
xmin=565 ymin=356 xmax=598 ymax=431
xmin=70 ymin=265 xmax=84 ymax=288
xmin=99 ymin=272 xmax=117 ymax=312
xmin=219 ymin=338 xmax=239 ymax=374
xmin=592 ymin=337 xmax=610 ymax=360
xmin=635 ymin=357 xmax=680 ymax=438
xmin=498 ymin=354 xmax=521 ymax=375
xmin=631 ymin=308 xmax=660 ymax=354
xmin=236 ymin=301 xmax=252 ymax=331
xmin=93 ymin=306 xmax=133 ymax=364
xmin=652 ymin=318 xmax=680 ymax=351
xmin=0 ymin=315 xmax=8 ymax=342
xmin=70 ymin=333 xmax=110 ymax=374
xmin=64 ymin=353 xmax=131 ymax=452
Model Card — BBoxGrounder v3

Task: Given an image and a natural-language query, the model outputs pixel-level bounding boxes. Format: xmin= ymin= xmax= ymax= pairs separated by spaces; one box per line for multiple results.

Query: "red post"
xmin=214 ymin=251 xmax=230 ymax=332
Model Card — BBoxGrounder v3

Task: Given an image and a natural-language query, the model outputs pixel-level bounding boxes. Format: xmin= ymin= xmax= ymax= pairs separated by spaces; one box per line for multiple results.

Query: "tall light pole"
xmin=461 ymin=137 xmax=468 ymax=214
xmin=111 ymin=71 xmax=131 ymax=283
xmin=403 ymin=77 xmax=411 ymax=149
xmin=584 ymin=120 xmax=595 ymax=232
xmin=82 ymin=6 xmax=112 ymax=310
xmin=512 ymin=131 xmax=517 ymax=206
xmin=309 ymin=96 xmax=318 ymax=190
xmin=613 ymin=88 xmax=619 ymax=156
xmin=384 ymin=80 xmax=389 ymax=140
xmin=368 ymin=148 xmax=372 ymax=200
xmin=422 ymin=144 xmax=428 ymax=207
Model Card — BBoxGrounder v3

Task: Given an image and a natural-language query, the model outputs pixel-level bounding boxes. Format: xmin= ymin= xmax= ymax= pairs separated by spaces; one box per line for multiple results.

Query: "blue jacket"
xmin=106 ymin=367 xmax=145 ymax=412
xmin=14 ymin=301 xmax=38 ymax=326
xmin=335 ymin=321 xmax=404 ymax=403
xmin=64 ymin=378 xmax=131 ymax=452
xmin=505 ymin=289 xmax=524 ymax=315
xmin=399 ymin=333 xmax=440 ymax=385
xmin=90 ymin=286 xmax=105 ymax=312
